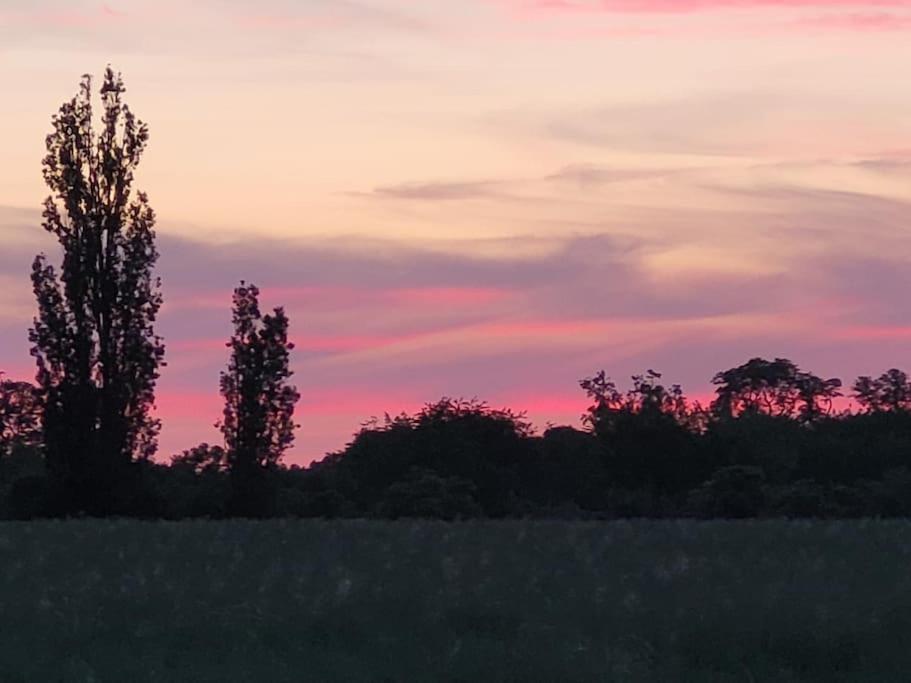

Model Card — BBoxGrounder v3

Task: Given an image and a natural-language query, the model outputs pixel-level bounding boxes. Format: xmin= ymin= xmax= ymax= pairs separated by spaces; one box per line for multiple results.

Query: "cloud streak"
xmin=786 ymin=11 xmax=911 ymax=31
xmin=495 ymin=0 xmax=911 ymax=37
xmin=368 ymin=181 xmax=505 ymax=201
xmin=503 ymin=0 xmax=911 ymax=14
xmin=0 ymin=0 xmax=433 ymax=58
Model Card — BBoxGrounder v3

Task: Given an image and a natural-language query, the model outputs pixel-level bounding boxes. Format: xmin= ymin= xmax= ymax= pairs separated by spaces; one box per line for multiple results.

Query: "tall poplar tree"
xmin=30 ymin=68 xmax=165 ymax=515
xmin=220 ymin=282 xmax=299 ymax=517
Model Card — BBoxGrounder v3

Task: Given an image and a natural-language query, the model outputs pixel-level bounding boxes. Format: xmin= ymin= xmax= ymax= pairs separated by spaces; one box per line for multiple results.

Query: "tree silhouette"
xmin=580 ymin=369 xmax=697 ymax=434
xmin=0 ymin=375 xmax=41 ymax=459
xmin=219 ymin=282 xmax=299 ymax=517
xmin=711 ymin=358 xmax=841 ymax=422
xmin=171 ymin=442 xmax=227 ymax=475
xmin=579 ymin=370 xmax=706 ymax=494
xmin=326 ymin=398 xmax=534 ymax=517
xmin=853 ymin=369 xmax=911 ymax=413
xmin=30 ymin=68 xmax=164 ymax=515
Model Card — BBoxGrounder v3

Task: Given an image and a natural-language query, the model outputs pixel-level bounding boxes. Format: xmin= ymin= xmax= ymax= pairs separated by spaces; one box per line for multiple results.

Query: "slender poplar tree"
xmin=220 ymin=282 xmax=299 ymax=517
xmin=30 ymin=68 xmax=165 ymax=515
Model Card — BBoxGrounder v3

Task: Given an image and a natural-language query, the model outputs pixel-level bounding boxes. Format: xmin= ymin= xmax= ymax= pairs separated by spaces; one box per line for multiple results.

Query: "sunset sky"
xmin=2 ymin=0 xmax=911 ymax=463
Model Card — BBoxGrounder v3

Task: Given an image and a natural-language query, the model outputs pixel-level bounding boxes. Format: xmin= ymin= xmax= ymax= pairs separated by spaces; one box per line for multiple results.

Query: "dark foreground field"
xmin=2 ymin=520 xmax=911 ymax=682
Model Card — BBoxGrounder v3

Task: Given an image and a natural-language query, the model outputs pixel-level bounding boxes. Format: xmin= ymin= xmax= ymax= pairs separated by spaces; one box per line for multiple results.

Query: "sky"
xmin=1 ymin=0 xmax=911 ymax=464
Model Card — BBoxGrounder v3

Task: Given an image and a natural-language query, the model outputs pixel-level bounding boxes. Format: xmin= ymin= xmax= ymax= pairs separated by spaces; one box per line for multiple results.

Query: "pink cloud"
xmin=171 ymin=318 xmax=570 ymax=358
xmin=297 ymin=334 xmax=410 ymax=353
xmin=156 ymin=387 xmax=421 ymax=420
xmin=382 ymin=287 xmax=509 ymax=306
xmin=493 ymin=0 xmax=911 ymax=37
xmin=166 ymin=285 xmax=510 ymax=313
xmin=169 ymin=333 xmax=420 ymax=355
xmin=0 ymin=3 xmax=127 ymax=29
xmin=836 ymin=324 xmax=911 ymax=340
xmin=872 ymin=148 xmax=911 ymax=159
xmin=235 ymin=12 xmax=346 ymax=32
xmin=787 ymin=11 xmax=911 ymax=30
xmin=232 ymin=4 xmax=429 ymax=35
xmin=478 ymin=319 xmax=622 ymax=336
xmin=101 ymin=4 xmax=126 ymax=19
xmin=504 ymin=0 xmax=911 ymax=13
xmin=194 ymin=314 xmax=768 ymax=370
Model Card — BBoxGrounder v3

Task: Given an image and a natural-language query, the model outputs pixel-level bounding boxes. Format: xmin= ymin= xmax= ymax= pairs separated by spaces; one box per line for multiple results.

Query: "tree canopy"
xmin=220 ymin=282 xmax=299 ymax=517
xmin=30 ymin=68 xmax=164 ymax=515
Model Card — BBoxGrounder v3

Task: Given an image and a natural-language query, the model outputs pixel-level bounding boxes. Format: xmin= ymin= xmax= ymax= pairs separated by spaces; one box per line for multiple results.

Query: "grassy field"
xmin=2 ymin=520 xmax=911 ymax=682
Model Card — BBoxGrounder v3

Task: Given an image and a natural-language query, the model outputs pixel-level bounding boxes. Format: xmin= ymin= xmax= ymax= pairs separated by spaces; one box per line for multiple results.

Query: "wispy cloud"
xmin=0 ymin=0 xmax=433 ymax=57
xmin=786 ymin=11 xmax=911 ymax=31
xmin=230 ymin=0 xmax=432 ymax=34
xmin=501 ymin=0 xmax=911 ymax=14
xmin=368 ymin=180 xmax=505 ymax=201
xmin=489 ymin=87 xmax=911 ymax=159
xmin=0 ymin=2 xmax=127 ymax=29
xmin=493 ymin=0 xmax=911 ymax=37
xmin=545 ymin=164 xmax=683 ymax=186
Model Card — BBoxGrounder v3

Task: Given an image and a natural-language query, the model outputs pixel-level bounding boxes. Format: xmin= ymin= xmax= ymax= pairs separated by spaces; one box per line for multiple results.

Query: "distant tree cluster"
xmin=276 ymin=362 xmax=911 ymax=521
xmin=0 ymin=375 xmax=41 ymax=459
xmin=2 ymin=70 xmax=911 ymax=521
xmin=9 ymin=358 xmax=911 ymax=520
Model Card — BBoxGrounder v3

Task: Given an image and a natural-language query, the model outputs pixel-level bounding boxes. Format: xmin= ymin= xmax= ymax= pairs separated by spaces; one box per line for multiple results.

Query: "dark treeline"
xmin=5 ymin=361 xmax=911 ymax=520
xmin=289 ymin=363 xmax=911 ymax=520
xmin=3 ymin=70 xmax=911 ymax=520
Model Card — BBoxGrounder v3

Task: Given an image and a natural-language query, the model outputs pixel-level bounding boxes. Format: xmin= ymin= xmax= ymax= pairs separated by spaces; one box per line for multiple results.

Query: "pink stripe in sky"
xmin=155 ymin=387 xmax=430 ymax=422
xmin=165 ymin=286 xmax=510 ymax=313
xmin=167 ymin=317 xmax=642 ymax=356
xmin=836 ymin=325 xmax=911 ymax=341
xmin=508 ymin=0 xmax=911 ymax=12
xmin=789 ymin=11 xmax=911 ymax=30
